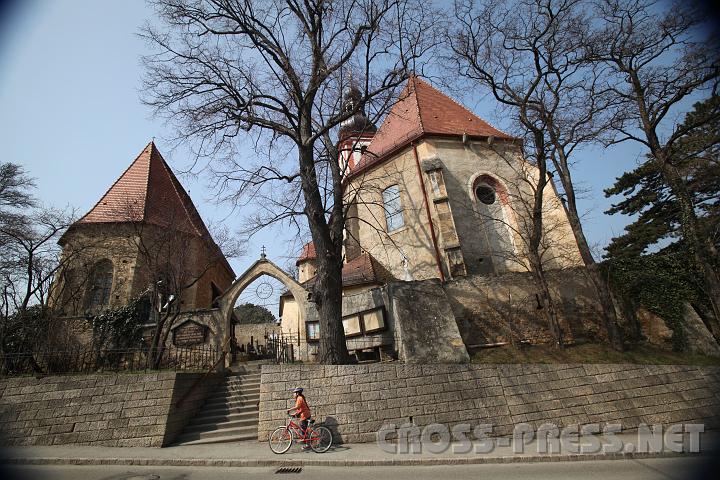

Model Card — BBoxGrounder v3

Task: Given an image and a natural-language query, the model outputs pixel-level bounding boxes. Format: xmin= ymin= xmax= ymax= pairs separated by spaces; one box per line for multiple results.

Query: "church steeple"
xmin=337 ymin=79 xmax=377 ymax=174
xmin=338 ymin=84 xmax=376 ymax=141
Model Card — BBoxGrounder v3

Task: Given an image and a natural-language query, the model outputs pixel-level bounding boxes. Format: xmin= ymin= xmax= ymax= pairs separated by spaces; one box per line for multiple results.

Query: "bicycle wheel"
xmin=309 ymin=425 xmax=333 ymax=453
xmin=269 ymin=426 xmax=293 ymax=454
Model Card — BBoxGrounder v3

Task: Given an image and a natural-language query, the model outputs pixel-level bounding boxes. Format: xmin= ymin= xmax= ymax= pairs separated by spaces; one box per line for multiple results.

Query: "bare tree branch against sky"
xmin=1 ymin=0 xmax=687 ymax=278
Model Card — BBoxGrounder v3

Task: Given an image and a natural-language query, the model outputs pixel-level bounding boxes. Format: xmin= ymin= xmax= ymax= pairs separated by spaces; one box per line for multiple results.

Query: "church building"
xmin=279 ymin=77 xmax=584 ymax=359
xmin=51 ymin=142 xmax=235 ymax=320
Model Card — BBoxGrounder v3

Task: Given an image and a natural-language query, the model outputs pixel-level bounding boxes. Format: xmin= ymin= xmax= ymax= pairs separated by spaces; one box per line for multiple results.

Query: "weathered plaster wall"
xmin=345 ymin=143 xmax=442 ymax=281
xmin=52 ymin=223 xmax=142 ymax=316
xmin=389 ymin=279 xmax=470 ymax=363
xmin=443 ymin=268 xmax=603 ymax=346
xmin=0 ymin=371 xmax=222 ymax=447
xmin=344 ymin=137 xmax=584 ymax=284
xmin=258 ymin=363 xmax=720 ymax=444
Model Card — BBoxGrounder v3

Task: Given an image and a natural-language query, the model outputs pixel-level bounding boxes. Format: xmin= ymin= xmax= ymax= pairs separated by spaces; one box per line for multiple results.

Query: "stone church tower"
xmin=52 ymin=142 xmax=235 ymax=317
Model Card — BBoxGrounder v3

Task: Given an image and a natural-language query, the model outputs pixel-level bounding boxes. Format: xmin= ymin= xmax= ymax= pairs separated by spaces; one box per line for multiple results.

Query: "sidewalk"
xmin=2 ymin=432 xmax=718 ymax=467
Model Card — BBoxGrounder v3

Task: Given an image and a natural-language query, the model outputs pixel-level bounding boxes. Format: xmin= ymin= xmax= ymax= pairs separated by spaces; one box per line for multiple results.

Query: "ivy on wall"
xmin=604 ymin=250 xmax=711 ymax=351
xmin=91 ymin=297 xmax=147 ymax=351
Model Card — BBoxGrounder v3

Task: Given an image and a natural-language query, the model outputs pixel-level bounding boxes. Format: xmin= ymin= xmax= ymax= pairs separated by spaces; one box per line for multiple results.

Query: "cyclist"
xmin=287 ymin=387 xmax=312 ymax=449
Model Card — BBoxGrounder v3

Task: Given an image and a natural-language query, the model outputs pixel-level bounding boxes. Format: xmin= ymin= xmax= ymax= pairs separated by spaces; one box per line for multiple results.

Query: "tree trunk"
xmin=525 ymin=133 xmax=563 ymax=347
xmin=554 ymin=155 xmax=624 ymax=350
xmin=298 ymin=145 xmax=351 ymax=364
xmin=529 ymin=250 xmax=563 ymax=346
xmin=313 ymin=253 xmax=350 ymax=364
xmin=660 ymin=161 xmax=720 ymax=341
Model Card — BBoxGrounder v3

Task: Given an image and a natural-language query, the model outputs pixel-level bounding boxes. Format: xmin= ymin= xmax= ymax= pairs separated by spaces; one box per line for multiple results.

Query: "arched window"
xmin=84 ymin=259 xmax=113 ymax=312
xmin=472 ymin=175 xmax=515 ymax=272
xmin=382 ymin=185 xmax=404 ymax=232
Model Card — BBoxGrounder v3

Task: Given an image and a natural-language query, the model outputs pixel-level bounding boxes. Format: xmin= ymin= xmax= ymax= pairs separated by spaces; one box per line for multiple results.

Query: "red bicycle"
xmin=269 ymin=415 xmax=333 ymax=454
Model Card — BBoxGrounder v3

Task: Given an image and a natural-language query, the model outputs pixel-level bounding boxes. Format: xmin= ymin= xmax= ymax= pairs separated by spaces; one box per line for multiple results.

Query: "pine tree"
xmin=605 ymin=96 xmax=720 ymax=260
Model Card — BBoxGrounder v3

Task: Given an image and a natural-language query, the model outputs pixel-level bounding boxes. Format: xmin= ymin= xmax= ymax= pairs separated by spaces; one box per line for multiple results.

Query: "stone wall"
xmin=234 ymin=323 xmax=282 ymax=351
xmin=0 ymin=371 xmax=222 ymax=447
xmin=443 ymin=268 xmax=603 ymax=346
xmin=258 ymin=363 xmax=720 ymax=443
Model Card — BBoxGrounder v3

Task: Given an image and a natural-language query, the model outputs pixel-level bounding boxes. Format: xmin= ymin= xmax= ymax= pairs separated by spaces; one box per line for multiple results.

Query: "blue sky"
xmin=0 ymin=0 xmax=652 ymax=278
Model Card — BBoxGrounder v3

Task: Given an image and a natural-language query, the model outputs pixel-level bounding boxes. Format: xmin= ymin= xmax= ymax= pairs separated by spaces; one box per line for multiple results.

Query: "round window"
xmin=475 ymin=184 xmax=496 ymax=205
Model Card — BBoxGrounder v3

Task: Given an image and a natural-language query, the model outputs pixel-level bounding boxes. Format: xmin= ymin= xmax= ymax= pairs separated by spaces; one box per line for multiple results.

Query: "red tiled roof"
xmin=297 ymin=242 xmax=316 ymax=264
xmin=347 ymin=77 xmax=515 ymax=180
xmin=286 ymin=250 xmax=381 ymax=295
xmin=78 ymin=142 xmax=205 ymax=235
xmin=73 ymin=141 xmax=234 ymax=275
xmin=341 ymin=253 xmax=379 ymax=286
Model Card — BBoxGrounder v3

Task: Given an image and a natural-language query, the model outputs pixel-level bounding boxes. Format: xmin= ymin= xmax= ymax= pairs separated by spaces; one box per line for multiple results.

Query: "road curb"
xmin=0 ymin=450 xmax=701 ymax=467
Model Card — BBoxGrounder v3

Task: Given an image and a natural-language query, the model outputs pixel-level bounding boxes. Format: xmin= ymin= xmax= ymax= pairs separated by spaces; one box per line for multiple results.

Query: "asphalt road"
xmin=2 ymin=457 xmax=718 ymax=480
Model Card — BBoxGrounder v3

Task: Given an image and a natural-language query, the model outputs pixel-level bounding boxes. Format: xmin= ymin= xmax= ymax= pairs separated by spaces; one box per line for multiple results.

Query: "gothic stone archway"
xmin=217 ymin=254 xmax=309 ymax=364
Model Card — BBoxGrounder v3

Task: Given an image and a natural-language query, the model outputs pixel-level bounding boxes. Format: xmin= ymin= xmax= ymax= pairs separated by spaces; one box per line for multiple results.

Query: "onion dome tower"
xmin=337 ymin=83 xmax=376 ymax=174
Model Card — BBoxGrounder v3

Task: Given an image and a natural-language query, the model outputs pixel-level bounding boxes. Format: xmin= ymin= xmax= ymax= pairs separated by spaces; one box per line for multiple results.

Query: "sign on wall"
xmin=172 ymin=320 xmax=208 ymax=346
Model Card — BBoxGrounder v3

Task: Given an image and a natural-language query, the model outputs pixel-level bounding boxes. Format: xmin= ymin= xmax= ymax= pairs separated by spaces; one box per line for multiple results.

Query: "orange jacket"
xmin=295 ymin=395 xmax=311 ymax=420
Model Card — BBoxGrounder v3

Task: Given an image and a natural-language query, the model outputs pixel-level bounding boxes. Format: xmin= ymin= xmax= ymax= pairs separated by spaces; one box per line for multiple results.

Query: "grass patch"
xmin=470 ymin=342 xmax=720 ymax=366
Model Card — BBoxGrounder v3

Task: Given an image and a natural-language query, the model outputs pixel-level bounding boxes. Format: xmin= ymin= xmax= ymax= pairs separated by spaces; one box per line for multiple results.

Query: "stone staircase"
xmin=173 ymin=366 xmax=261 ymax=445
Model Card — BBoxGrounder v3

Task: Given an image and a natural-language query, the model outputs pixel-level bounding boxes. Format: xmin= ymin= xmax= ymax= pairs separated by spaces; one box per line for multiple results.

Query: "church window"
xmin=306 ymin=322 xmax=320 ymax=342
xmin=382 ymin=185 xmax=404 ymax=232
xmin=84 ymin=259 xmax=113 ymax=312
xmin=475 ymin=183 xmax=496 ymax=205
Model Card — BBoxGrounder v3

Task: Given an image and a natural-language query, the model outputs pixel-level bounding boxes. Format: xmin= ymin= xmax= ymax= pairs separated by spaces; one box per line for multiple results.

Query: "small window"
xmin=427 ymin=170 xmax=447 ymax=198
xmin=475 ymin=183 xmax=496 ymax=205
xmin=382 ymin=185 xmax=405 ymax=232
xmin=362 ymin=309 xmax=386 ymax=333
xmin=342 ymin=316 xmax=362 ymax=337
xmin=447 ymin=248 xmax=467 ymax=277
xmin=306 ymin=322 xmax=320 ymax=342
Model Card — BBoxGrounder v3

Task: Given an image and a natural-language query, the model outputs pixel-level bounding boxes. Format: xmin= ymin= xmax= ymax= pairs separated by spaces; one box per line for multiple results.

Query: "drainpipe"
xmin=412 ymin=142 xmax=445 ymax=282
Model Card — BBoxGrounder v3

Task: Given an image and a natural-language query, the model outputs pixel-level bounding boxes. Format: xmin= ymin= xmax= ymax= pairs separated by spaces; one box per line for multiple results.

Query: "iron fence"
xmin=0 ymin=344 xmax=221 ymax=376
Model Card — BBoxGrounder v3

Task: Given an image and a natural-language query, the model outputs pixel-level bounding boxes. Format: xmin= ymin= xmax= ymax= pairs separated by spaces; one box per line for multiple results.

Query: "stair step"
xmin=205 ymin=392 xmax=260 ymax=405
xmin=222 ymin=380 xmax=261 ymax=388
xmin=183 ymin=416 xmax=259 ymax=434
xmin=212 ymin=384 xmax=260 ymax=395
xmin=174 ymin=432 xmax=258 ymax=446
xmin=205 ymin=390 xmax=260 ymax=403
xmin=200 ymin=403 xmax=258 ymax=417
xmin=187 ymin=410 xmax=259 ymax=427
xmin=225 ymin=371 xmax=262 ymax=379
xmin=174 ymin=425 xmax=257 ymax=444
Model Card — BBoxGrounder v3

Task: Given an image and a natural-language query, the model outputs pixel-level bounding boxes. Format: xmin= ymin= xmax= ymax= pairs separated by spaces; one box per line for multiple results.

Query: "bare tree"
xmin=590 ymin=0 xmax=720 ymax=334
xmin=1 ymin=207 xmax=77 ymax=313
xmin=116 ymin=199 xmax=243 ymax=368
xmin=141 ymin=0 xmax=437 ymax=363
xmin=447 ymin=0 xmax=584 ymax=346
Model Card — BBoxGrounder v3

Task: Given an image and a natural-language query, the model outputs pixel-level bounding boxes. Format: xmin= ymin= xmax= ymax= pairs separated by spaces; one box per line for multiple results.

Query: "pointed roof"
xmin=72 ymin=142 xmax=234 ymax=275
xmin=78 ymin=142 xmax=204 ymax=235
xmin=347 ymin=77 xmax=515 ymax=180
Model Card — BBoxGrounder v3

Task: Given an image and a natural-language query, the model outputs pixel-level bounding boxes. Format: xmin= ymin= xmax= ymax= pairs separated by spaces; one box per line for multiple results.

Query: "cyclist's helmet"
xmin=292 ymin=387 xmax=304 ymax=393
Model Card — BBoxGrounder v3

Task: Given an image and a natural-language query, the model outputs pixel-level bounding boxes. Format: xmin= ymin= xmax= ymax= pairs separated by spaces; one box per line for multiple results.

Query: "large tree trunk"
xmin=313 ymin=253 xmax=350 ymax=364
xmin=299 ymin=145 xmax=351 ymax=364
xmin=555 ymin=161 xmax=624 ymax=350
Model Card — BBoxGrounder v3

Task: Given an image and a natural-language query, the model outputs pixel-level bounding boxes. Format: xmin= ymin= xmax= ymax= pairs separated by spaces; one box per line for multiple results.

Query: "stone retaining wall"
xmin=258 ymin=363 xmax=720 ymax=443
xmin=0 ymin=371 xmax=222 ymax=447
